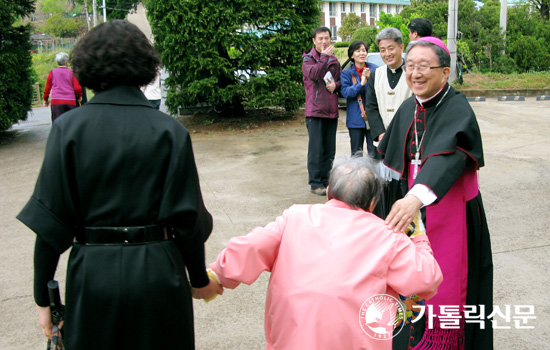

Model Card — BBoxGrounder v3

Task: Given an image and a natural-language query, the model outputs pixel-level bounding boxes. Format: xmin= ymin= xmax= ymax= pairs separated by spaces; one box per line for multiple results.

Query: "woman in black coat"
xmin=18 ymin=20 xmax=222 ymax=350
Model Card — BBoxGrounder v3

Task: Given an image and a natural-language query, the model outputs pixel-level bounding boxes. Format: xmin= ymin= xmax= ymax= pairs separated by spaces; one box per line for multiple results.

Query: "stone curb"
xmin=497 ymin=96 xmax=526 ymax=101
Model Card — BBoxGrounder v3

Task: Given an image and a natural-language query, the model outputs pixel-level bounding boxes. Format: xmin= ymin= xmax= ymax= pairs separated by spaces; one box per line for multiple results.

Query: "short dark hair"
xmin=408 ymin=18 xmax=433 ymax=38
xmin=71 ymin=20 xmax=161 ymax=92
xmin=327 ymin=156 xmax=384 ymax=211
xmin=348 ymin=40 xmax=368 ymax=60
xmin=312 ymin=26 xmax=331 ymax=39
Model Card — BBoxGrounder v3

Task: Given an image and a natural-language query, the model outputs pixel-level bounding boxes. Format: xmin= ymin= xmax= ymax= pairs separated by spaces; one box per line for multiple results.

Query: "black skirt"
xmin=64 ymin=240 xmax=195 ymax=350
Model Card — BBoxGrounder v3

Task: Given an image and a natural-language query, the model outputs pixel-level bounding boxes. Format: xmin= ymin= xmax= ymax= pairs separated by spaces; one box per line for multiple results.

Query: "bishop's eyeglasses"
xmin=404 ymin=63 xmax=445 ymax=74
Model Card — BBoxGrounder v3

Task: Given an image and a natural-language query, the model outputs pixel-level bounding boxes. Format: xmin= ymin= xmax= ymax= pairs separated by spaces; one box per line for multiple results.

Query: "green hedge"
xmin=334 ymin=41 xmax=349 ymax=48
xmin=0 ymin=0 xmax=35 ymax=131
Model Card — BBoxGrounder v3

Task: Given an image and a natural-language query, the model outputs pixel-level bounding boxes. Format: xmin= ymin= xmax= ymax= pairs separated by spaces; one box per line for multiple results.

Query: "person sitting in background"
xmin=195 ymin=156 xmax=443 ymax=350
xmin=43 ymin=52 xmax=82 ymax=122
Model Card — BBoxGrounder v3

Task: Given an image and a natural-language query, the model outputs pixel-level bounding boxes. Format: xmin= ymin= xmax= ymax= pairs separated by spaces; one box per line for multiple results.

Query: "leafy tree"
xmin=531 ymin=0 xmax=550 ymax=21
xmin=145 ymin=0 xmax=319 ymax=116
xmin=351 ymin=26 xmax=378 ymax=52
xmin=400 ymin=0 xmax=549 ymax=72
xmin=72 ymin=0 xmax=139 ymax=21
xmin=37 ymin=0 xmax=71 ymax=14
xmin=0 ymin=0 xmax=35 ymax=131
xmin=399 ymin=0 xmax=449 ymax=39
xmin=43 ymin=13 xmax=85 ymax=37
xmin=376 ymin=11 xmax=410 ymax=46
xmin=104 ymin=0 xmax=139 ymax=20
xmin=338 ymin=13 xmax=365 ymax=41
xmin=510 ymin=35 xmax=549 ymax=72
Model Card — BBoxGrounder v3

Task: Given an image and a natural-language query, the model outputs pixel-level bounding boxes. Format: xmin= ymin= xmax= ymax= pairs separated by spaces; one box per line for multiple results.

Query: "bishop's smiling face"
xmin=405 ymin=45 xmax=450 ymax=100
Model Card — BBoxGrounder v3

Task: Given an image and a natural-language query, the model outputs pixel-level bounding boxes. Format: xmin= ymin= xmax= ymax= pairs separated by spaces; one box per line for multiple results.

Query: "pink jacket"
xmin=210 ymin=199 xmax=443 ymax=350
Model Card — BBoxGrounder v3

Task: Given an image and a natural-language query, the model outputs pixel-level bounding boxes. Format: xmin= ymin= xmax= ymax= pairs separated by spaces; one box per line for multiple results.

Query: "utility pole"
xmin=84 ymin=0 xmax=90 ymax=31
xmin=102 ymin=0 xmax=107 ymax=23
xmin=92 ymin=0 xmax=97 ymax=27
xmin=447 ymin=0 xmax=458 ymax=83
xmin=500 ymin=0 xmax=508 ymax=54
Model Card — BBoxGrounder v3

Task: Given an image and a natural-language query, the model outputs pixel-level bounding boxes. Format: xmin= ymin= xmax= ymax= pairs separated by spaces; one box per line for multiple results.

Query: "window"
xmin=387 ymin=5 xmax=391 ymax=14
xmin=329 ymin=2 xmax=336 ymax=16
xmin=370 ymin=4 xmax=377 ymax=18
xmin=330 ymin=26 xmax=338 ymax=39
xmin=319 ymin=3 xmax=323 ymax=11
xmin=361 ymin=4 xmax=366 ymax=13
xmin=350 ymin=3 xmax=355 ymax=12
xmin=341 ymin=3 xmax=345 ymax=12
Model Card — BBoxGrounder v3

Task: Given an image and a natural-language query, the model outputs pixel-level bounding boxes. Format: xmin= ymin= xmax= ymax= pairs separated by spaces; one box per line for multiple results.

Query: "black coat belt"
xmin=80 ymin=225 xmax=171 ymax=245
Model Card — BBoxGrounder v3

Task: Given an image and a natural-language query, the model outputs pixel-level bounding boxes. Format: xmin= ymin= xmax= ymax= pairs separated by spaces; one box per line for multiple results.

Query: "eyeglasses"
xmin=404 ymin=64 xmax=445 ymax=73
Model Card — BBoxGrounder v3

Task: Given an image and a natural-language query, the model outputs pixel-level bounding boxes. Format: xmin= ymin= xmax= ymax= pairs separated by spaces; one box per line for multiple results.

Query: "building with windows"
xmin=320 ymin=0 xmax=411 ymax=41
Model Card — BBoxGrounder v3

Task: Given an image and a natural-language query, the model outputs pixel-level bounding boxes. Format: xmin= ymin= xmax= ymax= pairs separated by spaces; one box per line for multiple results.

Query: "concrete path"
xmin=1 ymin=98 xmax=549 ymax=349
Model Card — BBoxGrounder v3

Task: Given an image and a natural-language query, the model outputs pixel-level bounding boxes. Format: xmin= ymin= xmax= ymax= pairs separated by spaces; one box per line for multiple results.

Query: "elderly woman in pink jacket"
xmin=195 ymin=156 xmax=443 ymax=350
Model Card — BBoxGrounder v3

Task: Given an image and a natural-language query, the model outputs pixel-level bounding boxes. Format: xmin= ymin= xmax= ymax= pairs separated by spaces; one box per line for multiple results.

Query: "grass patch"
xmin=459 ymin=72 xmax=550 ymax=90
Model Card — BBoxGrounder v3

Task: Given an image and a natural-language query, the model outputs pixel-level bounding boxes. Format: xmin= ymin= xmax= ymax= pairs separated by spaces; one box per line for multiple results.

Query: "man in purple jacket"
xmin=302 ymin=27 xmax=342 ymax=195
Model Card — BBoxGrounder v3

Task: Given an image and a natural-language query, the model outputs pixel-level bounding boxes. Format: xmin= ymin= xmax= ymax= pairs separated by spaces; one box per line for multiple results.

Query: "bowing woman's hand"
xmin=192 ymin=277 xmax=224 ymax=300
xmin=385 ymin=195 xmax=423 ymax=233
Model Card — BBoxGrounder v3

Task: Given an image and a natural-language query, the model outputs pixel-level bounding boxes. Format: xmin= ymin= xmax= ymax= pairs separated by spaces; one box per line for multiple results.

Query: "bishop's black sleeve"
xmin=414 ymin=149 xmax=470 ymax=201
xmin=366 ymin=73 xmax=385 ymax=141
xmin=34 ymin=236 xmax=61 ymax=307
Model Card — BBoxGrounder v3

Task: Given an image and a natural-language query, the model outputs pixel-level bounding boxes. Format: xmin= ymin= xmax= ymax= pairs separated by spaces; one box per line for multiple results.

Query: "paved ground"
xmin=1 ymin=97 xmax=549 ymax=349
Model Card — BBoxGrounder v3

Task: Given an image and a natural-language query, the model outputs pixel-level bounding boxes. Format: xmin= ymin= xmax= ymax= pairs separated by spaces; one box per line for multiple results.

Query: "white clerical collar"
xmin=388 ymin=61 xmax=404 ymax=74
xmin=415 ymin=85 xmax=446 ymax=106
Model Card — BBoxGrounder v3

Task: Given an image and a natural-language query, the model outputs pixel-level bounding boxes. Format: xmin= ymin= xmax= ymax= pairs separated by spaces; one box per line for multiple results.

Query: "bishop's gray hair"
xmin=327 ymin=155 xmax=385 ymax=211
xmin=55 ymin=52 xmax=69 ymax=66
xmin=406 ymin=40 xmax=451 ymax=68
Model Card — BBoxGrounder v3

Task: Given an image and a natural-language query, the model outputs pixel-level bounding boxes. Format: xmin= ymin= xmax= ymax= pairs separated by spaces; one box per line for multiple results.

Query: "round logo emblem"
xmin=359 ymin=294 xmax=406 ymax=340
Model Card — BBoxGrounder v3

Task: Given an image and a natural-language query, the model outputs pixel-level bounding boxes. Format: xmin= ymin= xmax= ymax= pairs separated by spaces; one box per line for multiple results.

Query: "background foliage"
xmin=0 ymin=0 xmax=35 ymax=131
xmin=43 ymin=13 xmax=86 ymax=37
xmin=338 ymin=13 xmax=365 ymax=41
xmin=144 ymin=0 xmax=320 ymax=116
xmin=388 ymin=0 xmax=550 ymax=73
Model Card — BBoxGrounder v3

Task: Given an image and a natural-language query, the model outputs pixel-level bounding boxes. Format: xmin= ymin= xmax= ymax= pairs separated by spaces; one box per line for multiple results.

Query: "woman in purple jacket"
xmin=43 ymin=52 xmax=82 ymax=123
xmin=341 ymin=41 xmax=378 ymax=157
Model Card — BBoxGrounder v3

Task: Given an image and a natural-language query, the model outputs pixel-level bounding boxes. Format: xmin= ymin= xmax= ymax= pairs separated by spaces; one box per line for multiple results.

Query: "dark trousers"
xmin=348 ymin=127 xmax=375 ymax=157
xmin=51 ymin=104 xmax=77 ymax=123
xmin=306 ymin=117 xmax=338 ymax=189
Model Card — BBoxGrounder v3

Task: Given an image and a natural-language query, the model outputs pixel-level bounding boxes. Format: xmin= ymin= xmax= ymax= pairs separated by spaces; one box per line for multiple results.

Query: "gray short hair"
xmin=376 ymin=27 xmax=403 ymax=46
xmin=327 ymin=156 xmax=384 ymax=211
xmin=406 ymin=40 xmax=450 ymax=67
xmin=55 ymin=52 xmax=69 ymax=66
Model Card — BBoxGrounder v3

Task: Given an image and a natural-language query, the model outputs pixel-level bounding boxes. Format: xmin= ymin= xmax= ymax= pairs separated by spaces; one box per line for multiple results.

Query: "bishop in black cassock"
xmin=379 ymin=37 xmax=493 ymax=350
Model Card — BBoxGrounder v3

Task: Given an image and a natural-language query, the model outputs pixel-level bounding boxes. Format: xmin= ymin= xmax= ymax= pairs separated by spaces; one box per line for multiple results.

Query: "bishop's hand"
xmin=385 ymin=195 xmax=423 ymax=233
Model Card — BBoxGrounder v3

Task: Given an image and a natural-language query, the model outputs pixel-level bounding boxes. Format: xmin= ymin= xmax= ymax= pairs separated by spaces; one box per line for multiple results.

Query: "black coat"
xmin=18 ymin=85 xmax=212 ymax=350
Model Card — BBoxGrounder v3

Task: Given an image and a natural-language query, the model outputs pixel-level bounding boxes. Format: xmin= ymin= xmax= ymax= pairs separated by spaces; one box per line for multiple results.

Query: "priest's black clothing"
xmin=378 ymin=84 xmax=493 ymax=350
xmin=18 ymin=85 xmax=212 ymax=350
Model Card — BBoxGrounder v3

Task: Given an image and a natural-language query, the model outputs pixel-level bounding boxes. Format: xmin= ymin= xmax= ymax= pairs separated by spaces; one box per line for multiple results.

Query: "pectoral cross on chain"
xmin=411 ymin=151 xmax=421 ymax=179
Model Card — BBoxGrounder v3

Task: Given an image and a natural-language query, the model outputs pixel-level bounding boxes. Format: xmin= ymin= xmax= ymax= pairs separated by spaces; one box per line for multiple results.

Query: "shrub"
xmin=334 ymin=41 xmax=349 ymax=48
xmin=493 ymin=55 xmax=519 ymax=74
xmin=351 ymin=26 xmax=379 ymax=52
xmin=0 ymin=0 xmax=35 ymax=131
xmin=146 ymin=0 xmax=319 ymax=116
